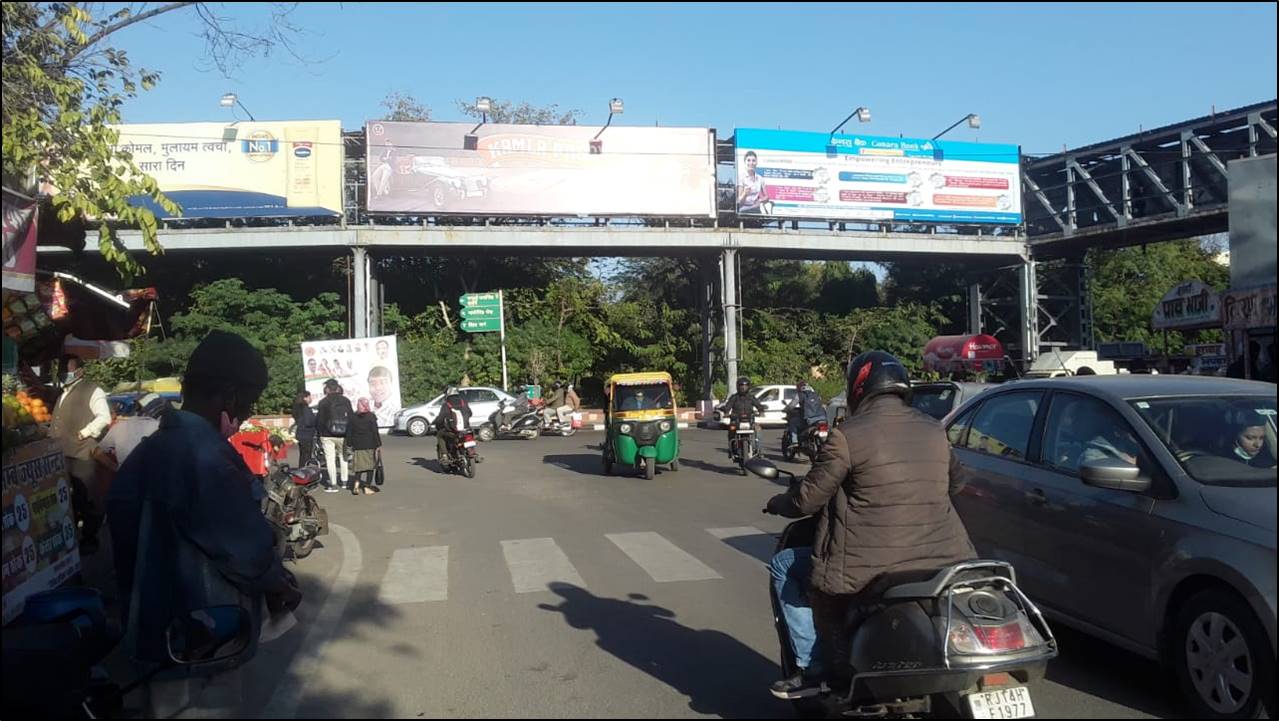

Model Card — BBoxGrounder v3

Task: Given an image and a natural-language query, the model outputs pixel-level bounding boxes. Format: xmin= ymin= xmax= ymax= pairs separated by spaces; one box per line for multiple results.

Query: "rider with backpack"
xmin=315 ymin=379 xmax=354 ymax=493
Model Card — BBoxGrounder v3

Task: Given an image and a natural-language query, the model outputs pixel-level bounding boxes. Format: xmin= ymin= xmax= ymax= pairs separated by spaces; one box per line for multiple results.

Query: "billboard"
xmin=735 ymin=128 xmax=1022 ymax=224
xmin=3 ymin=438 xmax=81 ymax=624
xmin=366 ymin=121 xmax=715 ymax=216
xmin=113 ymin=121 xmax=343 ymax=218
xmin=301 ymin=335 xmax=402 ymax=428
xmin=1152 ymin=280 xmax=1221 ymax=330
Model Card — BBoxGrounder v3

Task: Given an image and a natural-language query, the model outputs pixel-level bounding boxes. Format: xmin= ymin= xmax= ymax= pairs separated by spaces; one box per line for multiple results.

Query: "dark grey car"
xmin=945 ymin=376 xmax=1276 ymax=718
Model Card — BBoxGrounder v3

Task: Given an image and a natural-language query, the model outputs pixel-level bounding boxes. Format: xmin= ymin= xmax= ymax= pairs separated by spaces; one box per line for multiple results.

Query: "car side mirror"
xmin=745 ymin=458 xmax=779 ymax=480
xmin=165 ymin=606 xmax=252 ymax=665
xmin=1080 ymin=458 xmax=1151 ymax=493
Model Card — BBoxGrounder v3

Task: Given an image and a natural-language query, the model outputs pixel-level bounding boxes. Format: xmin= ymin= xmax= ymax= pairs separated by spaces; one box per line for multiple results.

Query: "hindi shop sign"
xmin=1152 ymin=280 xmax=1221 ymax=331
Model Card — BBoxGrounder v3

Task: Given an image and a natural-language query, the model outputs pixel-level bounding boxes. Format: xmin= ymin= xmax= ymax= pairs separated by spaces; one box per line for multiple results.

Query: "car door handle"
xmin=1027 ymin=488 xmax=1048 ymax=506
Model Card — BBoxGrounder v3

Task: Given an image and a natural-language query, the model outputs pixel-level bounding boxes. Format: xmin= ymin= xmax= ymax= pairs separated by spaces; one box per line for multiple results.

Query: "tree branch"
xmin=78 ymin=2 xmax=198 ymax=54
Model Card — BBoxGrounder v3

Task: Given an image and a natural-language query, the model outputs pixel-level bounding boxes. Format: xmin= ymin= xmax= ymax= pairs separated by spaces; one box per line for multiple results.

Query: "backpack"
xmin=324 ymin=397 xmax=351 ymax=436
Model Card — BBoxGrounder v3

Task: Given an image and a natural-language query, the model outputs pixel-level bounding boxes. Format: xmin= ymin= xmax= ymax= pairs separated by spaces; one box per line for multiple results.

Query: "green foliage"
xmin=3 ymin=2 xmax=178 ymax=279
xmin=1089 ymin=240 xmax=1230 ymax=351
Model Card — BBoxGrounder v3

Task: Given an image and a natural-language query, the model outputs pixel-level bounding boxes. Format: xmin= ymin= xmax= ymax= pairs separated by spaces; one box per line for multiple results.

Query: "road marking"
xmin=501 ymin=538 xmax=587 ymax=593
xmin=606 ymin=531 xmax=722 ymax=582
xmin=707 ymin=526 xmax=777 ymax=564
xmin=262 ymin=523 xmax=362 ymax=719
xmin=377 ymin=546 xmax=449 ymax=604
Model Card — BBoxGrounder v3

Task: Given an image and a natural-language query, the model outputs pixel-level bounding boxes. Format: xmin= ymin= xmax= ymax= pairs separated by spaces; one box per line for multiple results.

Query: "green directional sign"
xmin=460 ymin=292 xmax=501 ymax=308
xmin=461 ymin=318 xmax=502 ymax=333
xmin=460 ymin=305 xmax=500 ymax=320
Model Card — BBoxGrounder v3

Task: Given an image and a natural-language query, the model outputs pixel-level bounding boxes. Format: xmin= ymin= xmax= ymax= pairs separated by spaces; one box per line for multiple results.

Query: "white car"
xmin=394 ymin=387 xmax=517 ymax=437
xmin=714 ymin=384 xmax=798 ymax=428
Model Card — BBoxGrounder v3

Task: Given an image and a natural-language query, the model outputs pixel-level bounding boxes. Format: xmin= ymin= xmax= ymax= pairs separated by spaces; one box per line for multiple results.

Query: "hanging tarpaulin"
xmin=2 ymin=187 xmax=39 ymax=293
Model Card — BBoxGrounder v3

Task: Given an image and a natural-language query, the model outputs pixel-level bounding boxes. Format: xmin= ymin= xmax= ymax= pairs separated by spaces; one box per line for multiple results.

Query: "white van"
xmin=1024 ymin=350 xmax=1118 ymax=378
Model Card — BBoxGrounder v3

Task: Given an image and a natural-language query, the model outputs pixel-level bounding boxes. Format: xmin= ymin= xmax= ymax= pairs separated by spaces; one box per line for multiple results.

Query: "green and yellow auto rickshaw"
xmin=602 ymin=372 xmax=680 ymax=479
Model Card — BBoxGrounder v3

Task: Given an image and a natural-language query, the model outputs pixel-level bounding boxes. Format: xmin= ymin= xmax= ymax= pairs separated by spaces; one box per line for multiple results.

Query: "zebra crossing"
xmin=372 ymin=527 xmax=775 ymax=605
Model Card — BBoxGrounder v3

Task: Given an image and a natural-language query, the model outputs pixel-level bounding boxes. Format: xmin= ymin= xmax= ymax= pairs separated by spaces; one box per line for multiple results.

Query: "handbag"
xmin=374 ymin=455 xmax=385 ymax=486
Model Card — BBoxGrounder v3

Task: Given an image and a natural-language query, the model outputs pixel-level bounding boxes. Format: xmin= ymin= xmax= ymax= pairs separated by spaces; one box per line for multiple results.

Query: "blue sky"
xmin=111 ymin=2 xmax=1276 ymax=155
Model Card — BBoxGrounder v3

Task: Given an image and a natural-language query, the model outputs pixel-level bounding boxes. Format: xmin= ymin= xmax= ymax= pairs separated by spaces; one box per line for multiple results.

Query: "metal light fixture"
xmin=933 ymin=113 xmax=981 ymax=140
xmin=830 ymin=105 xmax=871 ymax=137
xmin=593 ymin=97 xmax=625 ymax=153
xmin=466 ymin=96 xmax=493 ymax=150
xmin=218 ymin=92 xmax=255 ymax=121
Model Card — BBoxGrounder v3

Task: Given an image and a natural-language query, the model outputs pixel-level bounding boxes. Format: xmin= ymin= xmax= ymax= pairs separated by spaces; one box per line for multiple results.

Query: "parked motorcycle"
xmin=781 ymin=410 xmax=830 ymax=463
xmin=262 ymin=462 xmax=329 ymax=560
xmin=727 ymin=412 xmax=761 ymax=475
xmin=1 ymin=587 xmax=252 ymax=719
xmin=749 ymin=459 xmax=1057 ymax=719
xmin=441 ymin=429 xmax=479 ymax=477
xmin=477 ymin=398 xmax=542 ymax=442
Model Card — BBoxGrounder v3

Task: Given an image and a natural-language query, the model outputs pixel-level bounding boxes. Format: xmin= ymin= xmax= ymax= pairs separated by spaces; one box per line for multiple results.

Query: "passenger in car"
xmin=1232 ymin=411 xmax=1275 ymax=468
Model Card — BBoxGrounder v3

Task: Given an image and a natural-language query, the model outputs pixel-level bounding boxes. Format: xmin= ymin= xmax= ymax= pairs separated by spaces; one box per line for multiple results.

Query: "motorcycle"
xmin=749 ymin=459 xmax=1057 ymax=719
xmin=727 ymin=412 xmax=761 ymax=475
xmin=781 ymin=410 xmax=830 ymax=463
xmin=262 ymin=462 xmax=329 ymax=561
xmin=1 ymin=587 xmax=252 ymax=719
xmin=441 ymin=428 xmax=479 ymax=478
xmin=477 ymin=398 xmax=542 ymax=442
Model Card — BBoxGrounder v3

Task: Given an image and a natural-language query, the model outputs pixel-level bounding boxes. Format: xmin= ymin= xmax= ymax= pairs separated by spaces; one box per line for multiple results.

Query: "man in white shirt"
xmin=49 ymin=355 xmax=113 ymax=554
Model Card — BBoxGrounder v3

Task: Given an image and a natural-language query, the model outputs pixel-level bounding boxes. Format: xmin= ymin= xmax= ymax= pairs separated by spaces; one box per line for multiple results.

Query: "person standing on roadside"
xmin=315 ymin=379 xmax=353 ymax=492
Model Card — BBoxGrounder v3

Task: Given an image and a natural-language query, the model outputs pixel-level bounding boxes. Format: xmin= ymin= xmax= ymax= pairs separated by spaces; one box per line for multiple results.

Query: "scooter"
xmin=262 ymin=462 xmax=329 ymax=561
xmin=477 ymin=398 xmax=542 ymax=442
xmin=1 ymin=587 xmax=253 ymax=719
xmin=750 ymin=459 xmax=1057 ymax=719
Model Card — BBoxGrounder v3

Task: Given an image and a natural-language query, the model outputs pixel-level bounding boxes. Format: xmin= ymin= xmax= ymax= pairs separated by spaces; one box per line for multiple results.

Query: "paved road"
xmin=240 ymin=428 xmax=1185 ymax=719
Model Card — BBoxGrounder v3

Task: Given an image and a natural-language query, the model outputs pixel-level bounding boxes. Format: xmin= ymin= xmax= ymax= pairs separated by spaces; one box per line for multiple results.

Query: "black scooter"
xmin=477 ymin=398 xmax=542 ymax=442
xmin=750 ymin=459 xmax=1057 ymax=719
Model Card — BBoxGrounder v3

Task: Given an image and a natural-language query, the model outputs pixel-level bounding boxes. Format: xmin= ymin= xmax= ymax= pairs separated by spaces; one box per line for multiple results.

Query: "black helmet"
xmin=796 ymin=379 xmax=808 ymax=391
xmin=552 ymin=381 xmax=563 ymax=390
xmin=736 ymin=376 xmax=751 ymax=389
xmin=845 ymin=351 xmax=911 ymax=416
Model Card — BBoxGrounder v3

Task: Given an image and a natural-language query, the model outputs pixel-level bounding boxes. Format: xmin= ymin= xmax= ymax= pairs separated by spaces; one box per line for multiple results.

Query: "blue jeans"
xmin=769 ymin=546 xmax=820 ymax=671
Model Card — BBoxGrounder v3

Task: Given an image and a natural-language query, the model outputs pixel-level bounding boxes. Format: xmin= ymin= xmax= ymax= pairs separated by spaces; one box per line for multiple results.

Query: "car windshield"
xmin=1128 ymin=395 xmax=1277 ymax=486
xmin=613 ymin=383 xmax=672 ymax=412
xmin=911 ymin=387 xmax=957 ymax=420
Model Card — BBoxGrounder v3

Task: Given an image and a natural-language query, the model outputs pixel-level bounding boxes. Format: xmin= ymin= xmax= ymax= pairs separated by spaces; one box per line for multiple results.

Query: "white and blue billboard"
xmin=735 ymin=128 xmax=1022 ymax=224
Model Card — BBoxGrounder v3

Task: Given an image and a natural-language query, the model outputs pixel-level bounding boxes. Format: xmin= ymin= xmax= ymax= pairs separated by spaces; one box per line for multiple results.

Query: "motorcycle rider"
xmin=434 ymin=385 xmax=472 ymax=467
xmin=784 ymin=380 xmax=827 ymax=449
xmin=719 ymin=376 xmax=766 ymax=453
xmin=543 ymin=380 xmax=573 ymax=429
xmin=763 ymin=351 xmax=975 ymax=698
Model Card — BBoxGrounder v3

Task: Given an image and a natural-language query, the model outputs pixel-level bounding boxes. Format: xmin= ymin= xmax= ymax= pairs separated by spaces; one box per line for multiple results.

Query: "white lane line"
xmin=501 ymin=538 xmax=587 ymax=594
xmin=377 ymin=546 xmax=449 ymax=604
xmin=606 ymin=531 xmax=722 ymax=583
xmin=262 ymin=523 xmax=362 ymax=719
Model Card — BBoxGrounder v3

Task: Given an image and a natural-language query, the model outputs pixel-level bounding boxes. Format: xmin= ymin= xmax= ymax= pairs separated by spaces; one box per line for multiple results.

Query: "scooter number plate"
xmin=736 ymin=428 xmax=755 ymax=434
xmin=463 ymin=440 xmax=477 ymax=448
xmin=966 ymin=686 xmax=1034 ymax=719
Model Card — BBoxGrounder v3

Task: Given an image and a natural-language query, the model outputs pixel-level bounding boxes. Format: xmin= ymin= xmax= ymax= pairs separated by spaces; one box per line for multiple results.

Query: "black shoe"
xmin=350 ymin=485 xmax=359 ymax=496
xmin=769 ymin=670 xmax=827 ymax=700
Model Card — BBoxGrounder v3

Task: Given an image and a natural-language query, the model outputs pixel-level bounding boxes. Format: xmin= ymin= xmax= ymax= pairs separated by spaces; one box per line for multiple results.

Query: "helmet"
xmin=736 ymin=376 xmax=752 ymax=389
xmin=552 ymin=381 xmax=563 ymax=390
xmin=796 ymin=380 xmax=809 ymax=391
xmin=845 ymin=351 xmax=911 ymax=417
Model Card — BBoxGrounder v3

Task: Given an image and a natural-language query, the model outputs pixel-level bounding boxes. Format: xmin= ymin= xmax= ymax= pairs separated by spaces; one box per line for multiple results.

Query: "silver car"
xmin=394 ymin=387 xmax=516 ymax=437
xmin=945 ymin=376 xmax=1276 ymax=718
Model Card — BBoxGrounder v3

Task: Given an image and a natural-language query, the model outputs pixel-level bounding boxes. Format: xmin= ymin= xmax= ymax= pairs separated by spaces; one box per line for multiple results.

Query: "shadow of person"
xmin=538 ymin=583 xmax=789 ymax=719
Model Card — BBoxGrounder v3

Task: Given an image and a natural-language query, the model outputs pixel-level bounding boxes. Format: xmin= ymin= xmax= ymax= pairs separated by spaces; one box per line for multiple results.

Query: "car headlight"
xmin=619 ymin=423 xmax=633 ymax=434
xmin=659 ymin=420 xmax=672 ymax=432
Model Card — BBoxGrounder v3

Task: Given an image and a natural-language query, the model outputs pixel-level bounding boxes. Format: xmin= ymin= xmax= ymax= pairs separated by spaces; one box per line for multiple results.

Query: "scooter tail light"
xmin=818 ymin=422 xmax=829 ymax=432
xmin=949 ymin=616 xmax=1032 ymax=655
xmin=972 ymin=621 xmax=1027 ymax=651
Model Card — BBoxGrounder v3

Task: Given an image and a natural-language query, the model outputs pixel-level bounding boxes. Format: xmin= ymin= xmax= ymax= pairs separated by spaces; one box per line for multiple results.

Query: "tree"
xmin=455 ymin=98 xmax=581 ymax=126
xmin=3 ymin=2 xmax=303 ymax=279
xmin=379 ymin=90 xmax=430 ymax=122
xmin=1089 ymin=239 xmax=1229 ymax=352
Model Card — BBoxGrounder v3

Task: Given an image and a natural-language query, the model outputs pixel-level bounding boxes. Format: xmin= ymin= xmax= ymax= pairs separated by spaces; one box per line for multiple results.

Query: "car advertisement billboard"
xmin=366 ymin=121 xmax=715 ymax=217
xmin=734 ymin=128 xmax=1022 ymax=224
xmin=112 ymin=120 xmax=343 ymax=218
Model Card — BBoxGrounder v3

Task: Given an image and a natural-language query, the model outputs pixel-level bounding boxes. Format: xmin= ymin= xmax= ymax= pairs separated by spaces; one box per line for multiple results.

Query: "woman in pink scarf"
xmin=345 ymin=398 xmax=382 ymax=495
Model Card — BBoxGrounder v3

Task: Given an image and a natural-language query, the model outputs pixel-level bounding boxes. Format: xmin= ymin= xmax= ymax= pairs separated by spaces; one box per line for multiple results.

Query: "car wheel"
xmin=407 ymin=417 xmax=429 ymax=437
xmin=1173 ymin=588 xmax=1276 ymax=719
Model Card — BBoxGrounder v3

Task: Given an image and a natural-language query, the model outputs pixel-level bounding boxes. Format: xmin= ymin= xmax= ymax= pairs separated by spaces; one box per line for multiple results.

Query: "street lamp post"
xmin=932 ymin=113 xmax=981 ymax=141
xmin=218 ymin=92 xmax=256 ymax=121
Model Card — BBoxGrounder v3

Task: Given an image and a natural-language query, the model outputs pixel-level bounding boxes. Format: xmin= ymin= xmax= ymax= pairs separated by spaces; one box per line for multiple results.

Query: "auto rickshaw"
xmin=602 ymin=372 xmax=680 ymax=479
